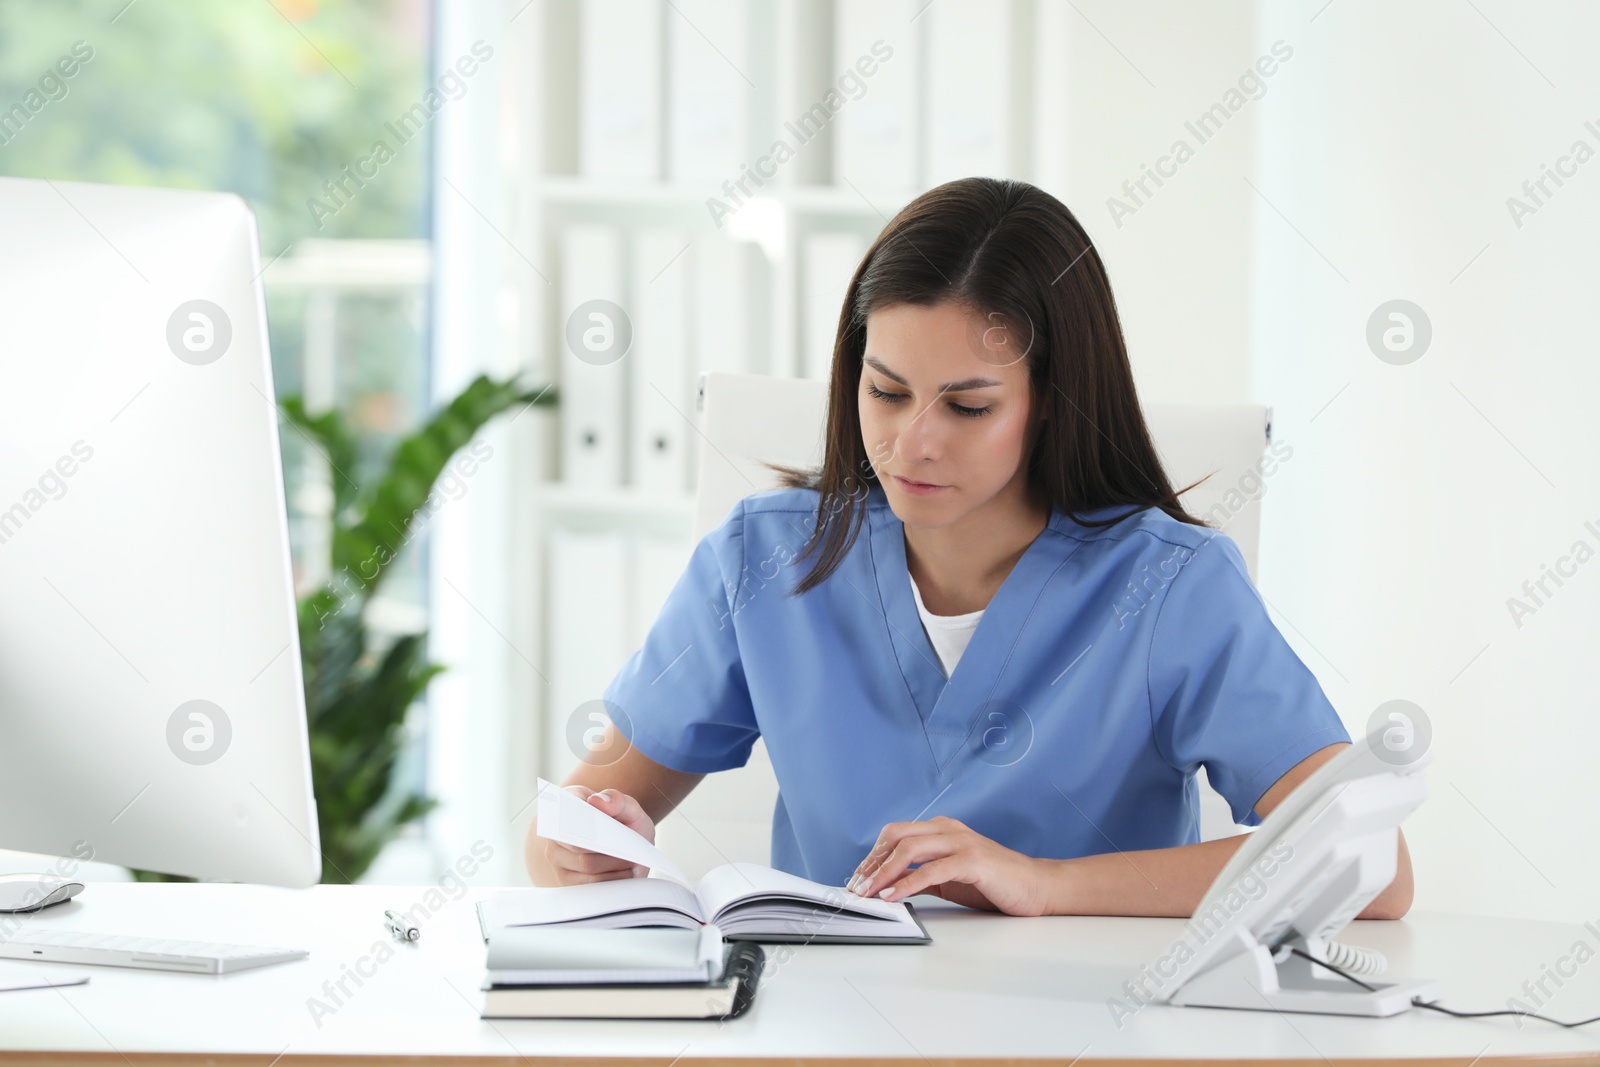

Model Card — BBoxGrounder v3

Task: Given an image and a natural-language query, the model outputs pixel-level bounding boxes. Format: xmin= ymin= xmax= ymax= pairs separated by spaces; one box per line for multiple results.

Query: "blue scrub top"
xmin=602 ymin=482 xmax=1350 ymax=888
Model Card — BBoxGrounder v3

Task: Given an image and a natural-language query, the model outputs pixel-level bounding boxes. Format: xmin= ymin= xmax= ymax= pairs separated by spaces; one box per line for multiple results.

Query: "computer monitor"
xmin=1124 ymin=720 xmax=1440 ymax=1018
xmin=0 ymin=176 xmax=320 ymax=888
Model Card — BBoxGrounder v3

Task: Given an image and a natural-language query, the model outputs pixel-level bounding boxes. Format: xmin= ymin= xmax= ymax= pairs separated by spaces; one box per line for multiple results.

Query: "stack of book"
xmin=476 ymin=781 xmax=933 ymax=1018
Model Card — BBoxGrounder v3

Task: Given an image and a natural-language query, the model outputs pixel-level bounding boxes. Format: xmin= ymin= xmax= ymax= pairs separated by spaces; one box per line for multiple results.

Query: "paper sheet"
xmin=534 ymin=778 xmax=690 ymax=886
xmin=0 ymin=963 xmax=89 ymax=993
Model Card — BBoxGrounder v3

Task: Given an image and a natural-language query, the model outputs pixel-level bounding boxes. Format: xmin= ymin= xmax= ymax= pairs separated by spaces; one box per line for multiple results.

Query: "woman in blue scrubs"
xmin=526 ymin=177 xmax=1413 ymax=919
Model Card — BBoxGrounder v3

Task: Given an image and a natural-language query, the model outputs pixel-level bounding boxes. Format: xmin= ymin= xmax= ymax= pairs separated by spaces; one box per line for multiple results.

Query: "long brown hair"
xmin=770 ymin=176 xmax=1208 ymax=596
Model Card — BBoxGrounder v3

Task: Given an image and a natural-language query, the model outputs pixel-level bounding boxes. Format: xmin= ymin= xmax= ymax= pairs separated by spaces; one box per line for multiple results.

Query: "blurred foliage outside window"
xmin=0 ymin=0 xmax=433 ymax=607
xmin=0 ymin=0 xmax=439 ymax=831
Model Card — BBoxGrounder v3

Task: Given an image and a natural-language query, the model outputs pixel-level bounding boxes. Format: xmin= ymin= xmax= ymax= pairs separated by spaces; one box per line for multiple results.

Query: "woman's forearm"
xmin=1041 ymin=835 xmax=1247 ymax=917
xmin=1039 ymin=830 xmax=1413 ymax=918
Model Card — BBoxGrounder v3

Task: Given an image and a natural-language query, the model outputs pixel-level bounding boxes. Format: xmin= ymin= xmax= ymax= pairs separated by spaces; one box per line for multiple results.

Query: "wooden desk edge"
xmin=3 ymin=1054 xmax=1599 ymax=1066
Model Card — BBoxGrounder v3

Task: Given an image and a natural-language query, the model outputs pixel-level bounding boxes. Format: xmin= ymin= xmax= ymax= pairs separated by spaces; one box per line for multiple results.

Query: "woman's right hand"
xmin=541 ymin=785 xmax=657 ymax=886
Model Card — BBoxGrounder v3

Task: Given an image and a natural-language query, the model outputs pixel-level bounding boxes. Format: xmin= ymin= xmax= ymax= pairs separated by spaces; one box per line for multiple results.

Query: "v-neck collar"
xmin=865 ymin=482 xmax=1095 ymax=775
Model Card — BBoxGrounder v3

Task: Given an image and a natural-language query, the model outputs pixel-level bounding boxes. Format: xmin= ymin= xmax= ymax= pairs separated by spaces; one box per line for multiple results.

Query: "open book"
xmin=480 ymin=861 xmax=930 ymax=943
xmin=487 ymin=779 xmax=930 ymax=944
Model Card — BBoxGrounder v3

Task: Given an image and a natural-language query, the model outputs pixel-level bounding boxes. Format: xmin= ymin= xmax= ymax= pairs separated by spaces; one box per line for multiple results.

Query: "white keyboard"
xmin=0 ymin=929 xmax=308 ymax=974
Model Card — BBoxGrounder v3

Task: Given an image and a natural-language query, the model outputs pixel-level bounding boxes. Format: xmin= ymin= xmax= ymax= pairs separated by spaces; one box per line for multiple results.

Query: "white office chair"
xmin=654 ymin=372 xmax=1275 ymax=882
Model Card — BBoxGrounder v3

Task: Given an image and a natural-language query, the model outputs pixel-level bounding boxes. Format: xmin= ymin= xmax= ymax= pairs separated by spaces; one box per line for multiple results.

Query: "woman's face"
xmin=858 ymin=300 xmax=1038 ymax=529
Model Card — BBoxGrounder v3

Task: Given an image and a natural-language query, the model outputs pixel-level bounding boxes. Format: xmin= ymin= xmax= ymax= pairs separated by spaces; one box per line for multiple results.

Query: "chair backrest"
xmin=655 ymin=372 xmax=1273 ymax=880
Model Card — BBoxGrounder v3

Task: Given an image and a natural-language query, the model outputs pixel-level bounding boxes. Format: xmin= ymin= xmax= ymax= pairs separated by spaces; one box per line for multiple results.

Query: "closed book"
xmin=485 ymin=924 xmax=726 ymax=985
xmin=481 ymin=940 xmax=765 ymax=1020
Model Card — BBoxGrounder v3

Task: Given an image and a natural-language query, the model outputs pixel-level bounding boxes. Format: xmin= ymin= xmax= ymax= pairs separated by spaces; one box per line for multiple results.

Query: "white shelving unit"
xmin=494 ymin=0 xmax=1045 ymax=873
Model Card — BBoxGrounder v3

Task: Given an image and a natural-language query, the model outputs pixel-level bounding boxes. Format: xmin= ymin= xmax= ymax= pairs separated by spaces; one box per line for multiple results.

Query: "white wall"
xmin=1250 ymin=0 xmax=1600 ymax=923
xmin=1043 ymin=0 xmax=1598 ymax=923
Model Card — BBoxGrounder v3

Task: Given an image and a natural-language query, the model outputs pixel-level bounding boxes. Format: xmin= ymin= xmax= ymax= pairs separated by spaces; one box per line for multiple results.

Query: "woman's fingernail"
xmin=879 ymin=886 xmax=896 ymax=900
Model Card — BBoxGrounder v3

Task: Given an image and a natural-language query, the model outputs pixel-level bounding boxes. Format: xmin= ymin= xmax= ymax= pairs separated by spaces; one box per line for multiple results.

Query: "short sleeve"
xmin=1146 ymin=531 xmax=1351 ymax=826
xmin=601 ymin=501 xmax=760 ymax=774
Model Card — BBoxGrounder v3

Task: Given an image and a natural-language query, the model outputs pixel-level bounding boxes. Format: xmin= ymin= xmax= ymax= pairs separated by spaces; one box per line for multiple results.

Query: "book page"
xmin=480 ymin=876 xmax=709 ymax=928
xmin=534 ymin=777 xmax=691 ymax=886
xmin=696 ymin=862 xmax=914 ymax=924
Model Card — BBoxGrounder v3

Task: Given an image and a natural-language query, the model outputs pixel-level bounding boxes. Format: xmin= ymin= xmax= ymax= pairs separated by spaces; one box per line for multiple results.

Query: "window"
xmin=0 ymin=0 xmax=437 ymax=875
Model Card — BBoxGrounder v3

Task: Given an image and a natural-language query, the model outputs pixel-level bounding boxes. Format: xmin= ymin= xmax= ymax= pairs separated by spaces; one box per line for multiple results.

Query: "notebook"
xmin=484 ymin=924 xmax=725 ymax=985
xmin=481 ymin=940 xmax=765 ymax=1020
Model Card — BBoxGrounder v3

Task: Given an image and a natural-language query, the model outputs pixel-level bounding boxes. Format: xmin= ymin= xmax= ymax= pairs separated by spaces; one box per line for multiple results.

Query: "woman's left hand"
xmin=846 ymin=816 xmax=1052 ymax=916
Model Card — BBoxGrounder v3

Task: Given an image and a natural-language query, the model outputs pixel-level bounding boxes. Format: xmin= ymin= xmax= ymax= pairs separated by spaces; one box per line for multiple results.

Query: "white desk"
xmin=2 ymin=883 xmax=1598 ymax=1064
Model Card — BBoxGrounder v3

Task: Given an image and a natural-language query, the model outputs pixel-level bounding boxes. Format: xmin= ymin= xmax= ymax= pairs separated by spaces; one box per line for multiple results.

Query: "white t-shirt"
xmin=908 ymin=570 xmax=984 ymax=679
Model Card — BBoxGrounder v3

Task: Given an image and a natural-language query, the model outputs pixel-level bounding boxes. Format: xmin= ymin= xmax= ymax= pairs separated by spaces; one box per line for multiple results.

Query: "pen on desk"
xmin=384 ymin=909 xmax=420 ymax=942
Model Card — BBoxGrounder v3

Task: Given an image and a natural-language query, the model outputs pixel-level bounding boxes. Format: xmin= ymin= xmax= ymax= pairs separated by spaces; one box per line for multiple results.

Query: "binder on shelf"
xmin=924 ymin=0 xmax=1025 ymax=184
xmin=833 ymin=0 xmax=921 ymax=190
xmin=630 ymin=229 xmax=694 ymax=492
xmin=772 ymin=0 xmax=834 ymax=186
xmin=666 ymin=0 xmax=762 ymax=185
xmin=579 ymin=0 xmax=662 ymax=181
xmin=628 ymin=534 xmax=693 ymax=655
xmin=800 ymin=232 xmax=866 ymax=381
xmin=546 ymin=528 xmax=632 ymax=784
xmin=692 ymin=235 xmax=767 ymax=379
xmin=690 ymin=235 xmax=766 ymax=475
xmin=559 ymin=224 xmax=627 ymax=488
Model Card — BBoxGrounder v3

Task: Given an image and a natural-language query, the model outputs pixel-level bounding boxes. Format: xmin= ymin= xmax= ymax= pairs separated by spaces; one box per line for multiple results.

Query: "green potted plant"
xmin=287 ymin=374 xmax=556 ymax=883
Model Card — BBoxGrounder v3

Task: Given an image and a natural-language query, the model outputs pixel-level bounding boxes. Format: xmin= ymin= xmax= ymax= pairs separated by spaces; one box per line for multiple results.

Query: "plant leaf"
xmin=285 ymin=373 xmax=557 ymax=883
xmin=279 ymin=394 xmax=363 ymax=517
xmin=329 ymin=375 xmax=556 ymax=598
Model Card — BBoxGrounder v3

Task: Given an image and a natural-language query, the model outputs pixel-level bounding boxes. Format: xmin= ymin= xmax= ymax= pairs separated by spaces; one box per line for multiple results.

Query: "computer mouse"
xmin=0 ymin=874 xmax=85 ymax=913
